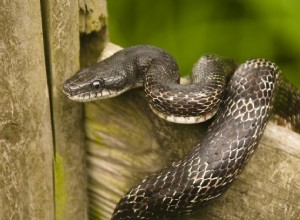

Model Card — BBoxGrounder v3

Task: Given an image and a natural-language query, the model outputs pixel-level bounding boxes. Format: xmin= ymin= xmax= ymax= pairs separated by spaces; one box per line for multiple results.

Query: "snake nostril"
xmin=63 ymin=83 xmax=80 ymax=95
xmin=63 ymin=83 xmax=71 ymax=95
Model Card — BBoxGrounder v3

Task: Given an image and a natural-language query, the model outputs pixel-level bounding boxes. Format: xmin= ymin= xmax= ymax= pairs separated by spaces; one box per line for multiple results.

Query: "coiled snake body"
xmin=63 ymin=45 xmax=300 ymax=219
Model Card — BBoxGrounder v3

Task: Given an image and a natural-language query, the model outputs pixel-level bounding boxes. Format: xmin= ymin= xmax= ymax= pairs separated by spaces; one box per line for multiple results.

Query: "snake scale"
xmin=63 ymin=45 xmax=300 ymax=219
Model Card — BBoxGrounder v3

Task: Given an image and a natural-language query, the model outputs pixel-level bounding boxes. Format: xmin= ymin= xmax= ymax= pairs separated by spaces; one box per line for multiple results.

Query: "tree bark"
xmin=85 ymin=44 xmax=300 ymax=220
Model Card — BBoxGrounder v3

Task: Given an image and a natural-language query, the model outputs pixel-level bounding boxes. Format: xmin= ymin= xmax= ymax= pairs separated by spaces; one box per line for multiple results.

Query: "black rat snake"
xmin=63 ymin=45 xmax=300 ymax=219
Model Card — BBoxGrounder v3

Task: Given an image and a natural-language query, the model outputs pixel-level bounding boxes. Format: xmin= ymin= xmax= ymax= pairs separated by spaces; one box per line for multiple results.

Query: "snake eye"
xmin=92 ymin=80 xmax=101 ymax=89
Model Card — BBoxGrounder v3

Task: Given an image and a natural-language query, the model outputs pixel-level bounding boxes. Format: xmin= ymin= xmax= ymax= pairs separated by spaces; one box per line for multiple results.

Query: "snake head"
xmin=63 ymin=62 xmax=131 ymax=102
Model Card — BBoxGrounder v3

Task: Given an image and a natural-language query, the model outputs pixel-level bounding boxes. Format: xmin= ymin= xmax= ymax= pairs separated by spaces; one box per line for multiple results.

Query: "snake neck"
xmin=63 ymin=45 xmax=237 ymax=125
xmin=62 ymin=45 xmax=179 ymax=101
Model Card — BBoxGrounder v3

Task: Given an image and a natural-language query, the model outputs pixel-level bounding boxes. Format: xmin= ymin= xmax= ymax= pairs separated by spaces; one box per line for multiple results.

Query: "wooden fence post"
xmin=41 ymin=0 xmax=97 ymax=219
xmin=0 ymin=1 xmax=54 ymax=219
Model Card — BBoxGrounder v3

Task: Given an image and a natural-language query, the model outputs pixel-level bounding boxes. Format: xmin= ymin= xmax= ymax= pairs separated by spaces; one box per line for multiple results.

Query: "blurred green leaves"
xmin=108 ymin=0 xmax=300 ymax=87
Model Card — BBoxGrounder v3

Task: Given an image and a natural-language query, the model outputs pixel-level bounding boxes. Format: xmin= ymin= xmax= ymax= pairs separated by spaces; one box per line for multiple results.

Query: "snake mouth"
xmin=62 ymin=84 xmax=130 ymax=102
xmin=65 ymin=90 xmax=120 ymax=102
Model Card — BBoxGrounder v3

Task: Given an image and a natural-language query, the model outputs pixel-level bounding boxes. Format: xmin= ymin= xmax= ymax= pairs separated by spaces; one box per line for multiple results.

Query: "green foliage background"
xmin=108 ymin=0 xmax=300 ymax=88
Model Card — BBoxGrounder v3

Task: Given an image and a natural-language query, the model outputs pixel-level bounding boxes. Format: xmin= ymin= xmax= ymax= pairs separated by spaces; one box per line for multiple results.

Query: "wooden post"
xmin=0 ymin=0 xmax=108 ymax=219
xmin=0 ymin=1 xmax=54 ymax=219
xmin=41 ymin=0 xmax=92 ymax=219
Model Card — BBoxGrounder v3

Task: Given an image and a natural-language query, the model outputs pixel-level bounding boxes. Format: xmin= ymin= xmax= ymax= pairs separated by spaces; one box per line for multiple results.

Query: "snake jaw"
xmin=63 ymin=77 xmax=132 ymax=102
xmin=63 ymin=87 xmax=130 ymax=102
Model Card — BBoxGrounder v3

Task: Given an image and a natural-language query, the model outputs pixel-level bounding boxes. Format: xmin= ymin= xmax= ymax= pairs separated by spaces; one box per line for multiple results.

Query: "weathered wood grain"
xmin=0 ymin=1 xmax=54 ymax=219
xmin=41 ymin=0 xmax=88 ymax=219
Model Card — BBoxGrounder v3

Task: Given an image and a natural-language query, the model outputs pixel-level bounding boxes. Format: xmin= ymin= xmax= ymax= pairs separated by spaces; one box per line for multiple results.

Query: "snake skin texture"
xmin=145 ymin=54 xmax=237 ymax=123
xmin=111 ymin=59 xmax=279 ymax=219
xmin=62 ymin=46 xmax=236 ymax=123
xmin=62 ymin=45 xmax=300 ymax=220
